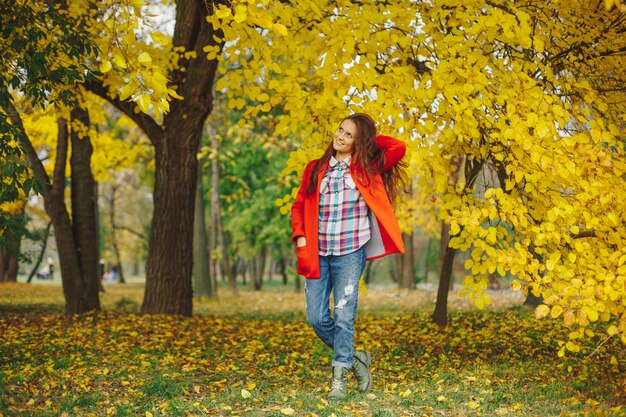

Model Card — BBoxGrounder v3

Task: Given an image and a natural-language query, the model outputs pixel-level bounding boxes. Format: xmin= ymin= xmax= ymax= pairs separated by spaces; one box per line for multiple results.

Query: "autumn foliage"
xmin=209 ymin=0 xmax=626 ymax=351
xmin=1 ymin=284 xmax=624 ymax=416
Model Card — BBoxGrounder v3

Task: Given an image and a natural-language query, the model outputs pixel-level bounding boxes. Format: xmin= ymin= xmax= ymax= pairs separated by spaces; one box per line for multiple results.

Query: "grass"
xmin=0 ymin=281 xmax=624 ymax=417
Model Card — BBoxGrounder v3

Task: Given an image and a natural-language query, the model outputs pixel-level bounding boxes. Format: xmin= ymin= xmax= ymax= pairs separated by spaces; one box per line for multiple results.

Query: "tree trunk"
xmin=399 ymin=231 xmax=415 ymax=289
xmin=207 ymin=129 xmax=220 ymax=297
xmin=109 ymin=183 xmax=126 ymax=284
xmin=0 ymin=204 xmax=24 ymax=283
xmin=433 ymin=235 xmax=457 ymax=327
xmin=250 ymin=248 xmax=266 ymax=291
xmin=364 ymin=260 xmax=374 ymax=284
xmin=438 ymin=220 xmax=453 ymax=290
xmin=0 ymin=248 xmax=19 ymax=282
xmin=27 ymin=222 xmax=52 ymax=284
xmin=141 ymin=127 xmax=201 ymax=315
xmin=279 ymin=258 xmax=288 ymax=285
xmin=69 ymin=106 xmax=101 ymax=310
xmin=94 ymin=182 xmax=105 ymax=292
xmin=193 ymin=164 xmax=212 ymax=297
xmin=53 ymin=117 xmax=98 ymax=313
xmin=390 ymin=255 xmax=400 ymax=283
xmin=422 ymin=237 xmax=433 ymax=283
xmin=5 ymin=94 xmax=100 ymax=312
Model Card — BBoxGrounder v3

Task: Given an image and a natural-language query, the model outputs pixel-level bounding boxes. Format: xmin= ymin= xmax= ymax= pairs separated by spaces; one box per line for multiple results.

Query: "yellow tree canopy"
xmin=209 ymin=0 xmax=626 ymax=353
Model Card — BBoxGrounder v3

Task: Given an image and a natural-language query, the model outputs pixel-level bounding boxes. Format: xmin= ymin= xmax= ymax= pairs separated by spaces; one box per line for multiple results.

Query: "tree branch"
xmin=1 ymin=89 xmax=52 ymax=201
xmin=113 ymin=224 xmax=149 ymax=242
xmin=51 ymin=117 xmax=69 ymax=202
xmin=83 ymin=81 xmax=163 ymax=144
xmin=571 ymin=230 xmax=596 ymax=239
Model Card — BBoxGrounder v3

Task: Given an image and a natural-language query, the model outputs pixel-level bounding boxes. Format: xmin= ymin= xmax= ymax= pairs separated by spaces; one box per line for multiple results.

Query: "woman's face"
xmin=333 ymin=119 xmax=357 ymax=156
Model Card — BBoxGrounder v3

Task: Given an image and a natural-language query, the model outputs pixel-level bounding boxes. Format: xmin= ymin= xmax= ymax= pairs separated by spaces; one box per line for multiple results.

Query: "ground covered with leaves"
xmin=0 ymin=283 xmax=624 ymax=416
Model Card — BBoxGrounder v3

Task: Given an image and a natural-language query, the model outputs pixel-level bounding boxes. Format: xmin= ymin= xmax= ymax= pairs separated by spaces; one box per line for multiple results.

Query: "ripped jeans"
xmin=305 ymin=246 xmax=367 ymax=369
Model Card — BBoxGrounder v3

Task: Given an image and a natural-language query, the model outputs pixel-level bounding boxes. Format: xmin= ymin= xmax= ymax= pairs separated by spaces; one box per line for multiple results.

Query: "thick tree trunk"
xmin=51 ymin=117 xmax=98 ymax=313
xmin=399 ymin=231 xmax=415 ymax=289
xmin=69 ymin=106 xmax=101 ymax=310
xmin=141 ymin=126 xmax=200 ymax=315
xmin=193 ymin=165 xmax=212 ymax=297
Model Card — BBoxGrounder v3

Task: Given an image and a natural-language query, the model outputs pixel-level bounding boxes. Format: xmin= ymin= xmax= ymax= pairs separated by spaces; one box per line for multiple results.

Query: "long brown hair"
xmin=305 ymin=113 xmax=408 ymax=202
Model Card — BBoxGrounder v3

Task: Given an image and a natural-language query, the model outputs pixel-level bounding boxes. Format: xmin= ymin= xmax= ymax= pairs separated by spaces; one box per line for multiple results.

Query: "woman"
xmin=291 ymin=113 xmax=407 ymax=399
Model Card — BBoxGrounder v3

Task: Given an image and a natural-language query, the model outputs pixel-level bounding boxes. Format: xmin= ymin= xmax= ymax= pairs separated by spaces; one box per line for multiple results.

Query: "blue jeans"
xmin=305 ymin=246 xmax=367 ymax=369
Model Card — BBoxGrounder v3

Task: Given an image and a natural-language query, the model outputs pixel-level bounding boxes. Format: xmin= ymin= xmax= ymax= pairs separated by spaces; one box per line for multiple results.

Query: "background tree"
xmin=0 ymin=2 xmax=99 ymax=305
xmin=83 ymin=0 xmax=246 ymax=315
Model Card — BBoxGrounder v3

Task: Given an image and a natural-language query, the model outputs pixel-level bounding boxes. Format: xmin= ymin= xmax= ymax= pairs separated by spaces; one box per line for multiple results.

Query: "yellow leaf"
xmin=113 ymin=52 xmax=127 ymax=69
xmin=138 ymin=52 xmax=152 ymax=63
xmin=146 ymin=412 xmax=153 ymax=417
xmin=120 ymin=83 xmax=134 ymax=101
xmin=359 ymin=275 xmax=367 ymax=296
xmin=234 ymin=5 xmax=247 ymax=23
xmin=151 ymin=31 xmax=170 ymax=46
xmin=610 ymin=356 xmax=618 ymax=365
xmin=246 ymin=382 xmax=256 ymax=390
xmin=535 ymin=304 xmax=550 ymax=319
xmin=168 ymin=89 xmax=184 ymax=100
xmin=241 ymin=389 xmax=251 ymax=398
xmin=400 ymin=388 xmax=412 ymax=397
xmin=274 ymin=23 xmax=288 ymax=36
xmin=550 ymin=305 xmax=563 ymax=318
xmin=137 ymin=94 xmax=151 ymax=114
xmin=280 ymin=407 xmax=295 ymax=416
xmin=511 ymin=280 xmax=521 ymax=291
xmin=99 ymin=60 xmax=112 ymax=73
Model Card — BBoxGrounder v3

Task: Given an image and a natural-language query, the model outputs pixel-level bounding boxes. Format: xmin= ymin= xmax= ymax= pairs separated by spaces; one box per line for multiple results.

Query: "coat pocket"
xmin=296 ymin=245 xmax=311 ymax=276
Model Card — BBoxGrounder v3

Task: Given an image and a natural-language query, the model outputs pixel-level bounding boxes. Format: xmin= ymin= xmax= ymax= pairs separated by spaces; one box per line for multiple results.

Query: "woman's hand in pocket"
xmin=296 ymin=236 xmax=307 ymax=247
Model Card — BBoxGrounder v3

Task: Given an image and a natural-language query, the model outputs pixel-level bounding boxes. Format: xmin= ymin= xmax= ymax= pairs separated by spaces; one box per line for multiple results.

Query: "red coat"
xmin=291 ymin=135 xmax=406 ymax=278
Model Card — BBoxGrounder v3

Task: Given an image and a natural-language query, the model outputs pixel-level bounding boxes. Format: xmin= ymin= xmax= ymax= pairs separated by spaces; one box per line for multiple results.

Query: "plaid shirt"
xmin=318 ymin=156 xmax=371 ymax=256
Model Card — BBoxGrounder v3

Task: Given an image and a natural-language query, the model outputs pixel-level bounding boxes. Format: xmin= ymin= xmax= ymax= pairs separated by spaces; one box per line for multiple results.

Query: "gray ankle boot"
xmin=328 ymin=366 xmax=348 ymax=400
xmin=353 ymin=351 xmax=372 ymax=392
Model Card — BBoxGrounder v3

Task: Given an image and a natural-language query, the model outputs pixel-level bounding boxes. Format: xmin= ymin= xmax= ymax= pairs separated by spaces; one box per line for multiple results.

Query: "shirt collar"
xmin=330 ymin=155 xmax=351 ymax=168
